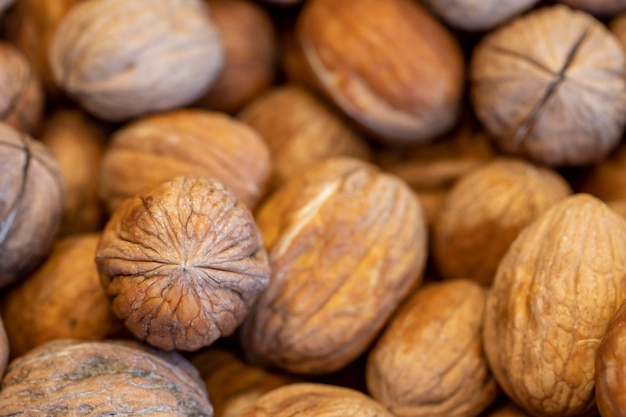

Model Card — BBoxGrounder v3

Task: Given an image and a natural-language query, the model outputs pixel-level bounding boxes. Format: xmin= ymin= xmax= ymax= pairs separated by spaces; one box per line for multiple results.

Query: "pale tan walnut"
xmin=0 ymin=339 xmax=213 ymax=416
xmin=40 ymin=110 xmax=106 ymax=236
xmin=296 ymin=0 xmax=465 ymax=144
xmin=367 ymin=279 xmax=498 ymax=417
xmin=239 ymin=84 xmax=372 ymax=188
xmin=0 ymin=41 xmax=44 ymax=135
xmin=0 ymin=122 xmax=64 ymax=289
xmin=241 ymin=157 xmax=428 ymax=374
xmin=196 ymin=0 xmax=277 ymax=114
xmin=559 ymin=0 xmax=626 ymax=16
xmin=470 ymin=5 xmax=626 ymax=166
xmin=1 ymin=234 xmax=122 ymax=359
xmin=49 ymin=0 xmax=224 ymax=121
xmin=484 ymin=194 xmax=626 ymax=417
xmin=96 ymin=176 xmax=271 ymax=351
xmin=432 ymin=158 xmax=571 ymax=285
xmin=596 ymin=299 xmax=626 ymax=417
xmin=237 ymin=383 xmax=394 ymax=417
xmin=99 ymin=109 xmax=271 ymax=213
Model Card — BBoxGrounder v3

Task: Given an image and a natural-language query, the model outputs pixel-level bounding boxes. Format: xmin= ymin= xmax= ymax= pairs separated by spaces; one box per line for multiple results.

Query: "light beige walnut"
xmin=559 ymin=0 xmax=626 ymax=16
xmin=367 ymin=279 xmax=498 ymax=417
xmin=242 ymin=157 xmax=427 ymax=374
xmin=484 ymin=194 xmax=626 ymax=417
xmin=596 ymin=299 xmax=626 ymax=417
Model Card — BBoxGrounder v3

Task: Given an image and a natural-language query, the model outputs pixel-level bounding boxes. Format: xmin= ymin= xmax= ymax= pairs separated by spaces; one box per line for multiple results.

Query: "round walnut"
xmin=484 ymin=194 xmax=626 ymax=417
xmin=470 ymin=5 xmax=626 ymax=166
xmin=0 ymin=122 xmax=64 ymax=289
xmin=432 ymin=158 xmax=571 ymax=285
xmin=0 ymin=339 xmax=213 ymax=416
xmin=242 ymin=157 xmax=428 ymax=375
xmin=296 ymin=0 xmax=465 ymax=144
xmin=239 ymin=84 xmax=371 ymax=187
xmin=367 ymin=279 xmax=498 ymax=417
xmin=99 ymin=109 xmax=271 ymax=213
xmin=596 ymin=300 xmax=626 ymax=417
xmin=49 ymin=0 xmax=224 ymax=121
xmin=1 ymin=234 xmax=122 ymax=359
xmin=0 ymin=41 xmax=44 ymax=135
xmin=96 ymin=176 xmax=271 ymax=351
xmin=559 ymin=0 xmax=626 ymax=16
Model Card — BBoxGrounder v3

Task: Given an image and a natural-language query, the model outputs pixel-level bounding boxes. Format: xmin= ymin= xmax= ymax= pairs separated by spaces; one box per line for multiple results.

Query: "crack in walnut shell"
xmin=96 ymin=176 xmax=270 ymax=351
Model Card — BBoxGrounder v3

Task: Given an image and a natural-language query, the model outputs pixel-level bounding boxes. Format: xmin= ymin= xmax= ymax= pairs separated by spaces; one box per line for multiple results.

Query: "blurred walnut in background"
xmin=559 ymin=0 xmax=626 ymax=16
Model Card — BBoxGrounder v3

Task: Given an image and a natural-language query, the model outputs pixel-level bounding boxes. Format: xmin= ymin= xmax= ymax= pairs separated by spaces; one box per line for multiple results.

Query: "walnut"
xmin=0 ymin=41 xmax=44 ymax=135
xmin=239 ymin=84 xmax=372 ymax=188
xmin=484 ymin=194 xmax=626 ymax=417
xmin=237 ymin=383 xmax=394 ymax=417
xmin=96 ymin=176 xmax=271 ymax=351
xmin=596 ymin=299 xmax=626 ymax=417
xmin=1 ymin=234 xmax=122 ymax=359
xmin=40 ymin=110 xmax=106 ymax=236
xmin=196 ymin=0 xmax=277 ymax=114
xmin=0 ymin=339 xmax=213 ymax=416
xmin=559 ymin=0 xmax=626 ymax=16
xmin=367 ymin=279 xmax=498 ymax=417
xmin=241 ymin=157 xmax=427 ymax=374
xmin=0 ymin=122 xmax=64 ymax=289
xmin=99 ymin=109 xmax=271 ymax=213
xmin=470 ymin=5 xmax=626 ymax=166
xmin=432 ymin=158 xmax=571 ymax=285
xmin=296 ymin=0 xmax=465 ymax=144
xmin=49 ymin=0 xmax=224 ymax=121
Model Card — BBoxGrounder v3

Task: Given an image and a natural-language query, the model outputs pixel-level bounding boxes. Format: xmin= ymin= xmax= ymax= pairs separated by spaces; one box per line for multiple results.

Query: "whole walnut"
xmin=0 ymin=41 xmax=44 ymax=135
xmin=470 ymin=5 xmax=626 ymax=166
xmin=99 ymin=109 xmax=271 ymax=213
xmin=296 ymin=0 xmax=465 ymax=144
xmin=96 ymin=176 xmax=271 ymax=351
xmin=432 ymin=158 xmax=571 ymax=285
xmin=49 ymin=0 xmax=224 ymax=121
xmin=242 ymin=157 xmax=428 ymax=374
xmin=1 ymin=234 xmax=122 ymax=359
xmin=367 ymin=279 xmax=499 ymax=417
xmin=239 ymin=84 xmax=372 ymax=187
xmin=0 ymin=122 xmax=64 ymax=289
xmin=0 ymin=339 xmax=213 ymax=416
xmin=559 ymin=0 xmax=626 ymax=16
xmin=596 ymin=299 xmax=626 ymax=417
xmin=484 ymin=194 xmax=626 ymax=417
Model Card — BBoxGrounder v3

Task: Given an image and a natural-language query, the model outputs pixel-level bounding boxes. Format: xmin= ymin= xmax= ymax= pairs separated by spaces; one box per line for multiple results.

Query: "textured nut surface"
xmin=49 ymin=0 xmax=224 ymax=121
xmin=433 ymin=158 xmax=571 ymax=284
xmin=96 ymin=176 xmax=271 ymax=351
xmin=367 ymin=279 xmax=498 ymax=417
xmin=0 ymin=339 xmax=213 ymax=416
xmin=471 ymin=5 xmax=626 ymax=166
xmin=0 ymin=122 xmax=64 ymax=289
xmin=242 ymin=157 xmax=427 ymax=374
xmin=99 ymin=109 xmax=271 ymax=212
xmin=484 ymin=194 xmax=626 ymax=417
xmin=297 ymin=0 xmax=465 ymax=144
xmin=238 ymin=383 xmax=394 ymax=417
xmin=559 ymin=0 xmax=626 ymax=16
xmin=596 ymin=300 xmax=626 ymax=417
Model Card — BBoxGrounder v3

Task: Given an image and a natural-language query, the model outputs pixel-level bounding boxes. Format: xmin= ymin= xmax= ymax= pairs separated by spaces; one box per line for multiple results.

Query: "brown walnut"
xmin=559 ymin=0 xmax=626 ymax=16
xmin=471 ymin=5 xmax=626 ymax=166
xmin=596 ymin=299 xmax=626 ymax=417
xmin=96 ymin=176 xmax=271 ymax=351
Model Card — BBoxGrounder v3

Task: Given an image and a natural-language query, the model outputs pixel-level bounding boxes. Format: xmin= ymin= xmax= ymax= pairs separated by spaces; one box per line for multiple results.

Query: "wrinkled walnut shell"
xmin=596 ymin=299 xmax=626 ymax=417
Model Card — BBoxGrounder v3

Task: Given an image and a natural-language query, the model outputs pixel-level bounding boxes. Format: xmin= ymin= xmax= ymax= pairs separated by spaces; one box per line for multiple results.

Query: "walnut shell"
xmin=99 ymin=109 xmax=271 ymax=213
xmin=367 ymin=279 xmax=498 ymax=417
xmin=242 ymin=157 xmax=427 ymax=374
xmin=0 ymin=41 xmax=44 ymax=135
xmin=49 ymin=0 xmax=224 ymax=121
xmin=432 ymin=158 xmax=571 ymax=285
xmin=470 ymin=5 xmax=626 ymax=166
xmin=484 ymin=194 xmax=626 ymax=417
xmin=596 ymin=299 xmax=626 ymax=417
xmin=237 ymin=383 xmax=394 ymax=417
xmin=96 ymin=176 xmax=271 ymax=351
xmin=559 ymin=0 xmax=626 ymax=16
xmin=296 ymin=0 xmax=465 ymax=144
xmin=0 ymin=122 xmax=64 ymax=289
xmin=1 ymin=234 xmax=121 ymax=358
xmin=0 ymin=339 xmax=213 ymax=416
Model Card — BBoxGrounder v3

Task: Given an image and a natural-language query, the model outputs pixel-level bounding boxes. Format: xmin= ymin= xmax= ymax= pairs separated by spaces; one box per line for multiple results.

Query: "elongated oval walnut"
xmin=241 ymin=157 xmax=427 ymax=374
xmin=96 ymin=176 xmax=271 ymax=351
xmin=596 ymin=300 xmax=626 ymax=417
xmin=0 ymin=339 xmax=213 ymax=416
xmin=484 ymin=194 xmax=626 ymax=417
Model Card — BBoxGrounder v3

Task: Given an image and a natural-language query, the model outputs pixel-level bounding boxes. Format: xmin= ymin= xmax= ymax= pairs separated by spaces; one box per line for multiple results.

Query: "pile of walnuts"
xmin=2 ymin=0 xmax=626 ymax=416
